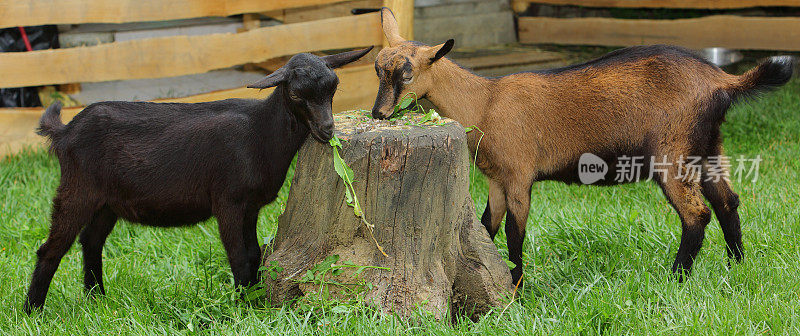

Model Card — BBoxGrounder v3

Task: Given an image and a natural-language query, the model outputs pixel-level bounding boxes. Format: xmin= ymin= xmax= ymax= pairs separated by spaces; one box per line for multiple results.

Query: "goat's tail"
xmin=36 ymin=101 xmax=66 ymax=149
xmin=727 ymin=56 xmax=795 ymax=102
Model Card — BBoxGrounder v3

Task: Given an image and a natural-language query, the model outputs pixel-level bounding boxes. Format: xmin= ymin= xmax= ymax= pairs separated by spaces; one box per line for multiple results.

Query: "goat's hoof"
xmin=511 ymin=269 xmax=524 ymax=291
xmin=84 ymin=284 xmax=106 ymax=296
xmin=84 ymin=289 xmax=106 ymax=300
xmin=23 ymin=299 xmax=41 ymax=315
xmin=670 ymin=268 xmax=691 ymax=283
xmin=728 ymin=251 xmax=744 ymax=263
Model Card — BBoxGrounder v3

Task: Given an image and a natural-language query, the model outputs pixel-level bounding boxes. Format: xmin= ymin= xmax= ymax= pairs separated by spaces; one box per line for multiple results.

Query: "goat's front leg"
xmin=504 ymin=179 xmax=533 ymax=288
xmin=481 ymin=179 xmax=507 ymax=240
xmin=214 ymin=201 xmax=255 ymax=289
xmin=242 ymin=208 xmax=262 ymax=286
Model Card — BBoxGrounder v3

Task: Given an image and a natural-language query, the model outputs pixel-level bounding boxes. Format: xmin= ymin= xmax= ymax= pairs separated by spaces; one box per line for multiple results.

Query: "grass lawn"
xmin=1 ymin=78 xmax=799 ymax=335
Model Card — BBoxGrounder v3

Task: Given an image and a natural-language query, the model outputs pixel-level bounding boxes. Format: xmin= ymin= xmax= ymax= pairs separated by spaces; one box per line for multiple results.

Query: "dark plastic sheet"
xmin=0 ymin=25 xmax=59 ymax=107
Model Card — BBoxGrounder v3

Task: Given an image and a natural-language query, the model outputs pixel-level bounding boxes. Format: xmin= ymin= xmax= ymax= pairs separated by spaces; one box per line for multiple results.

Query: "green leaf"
xmin=419 ymin=112 xmax=432 ymax=124
xmin=464 ymin=126 xmax=473 ymax=132
xmin=344 ymin=165 xmax=354 ymax=182
xmin=332 ymin=268 xmax=344 ymax=276
xmin=322 ymin=255 xmax=340 ymax=268
xmin=429 ymin=110 xmax=440 ymax=122
xmin=332 ymin=148 xmax=355 ymax=184
xmin=505 ymin=259 xmax=516 ymax=269
xmin=332 ymin=149 xmax=349 ymax=181
xmin=269 ymin=271 xmax=278 ymax=280
xmin=331 ymin=305 xmax=351 ymax=314
xmin=243 ymin=287 xmax=266 ymax=301
xmin=344 ymin=186 xmax=353 ymax=204
xmin=399 ymin=96 xmax=413 ymax=109
xmin=302 ymin=270 xmax=315 ymax=281
xmin=343 ymin=261 xmax=356 ymax=266
xmin=329 ymin=135 xmax=342 ymax=148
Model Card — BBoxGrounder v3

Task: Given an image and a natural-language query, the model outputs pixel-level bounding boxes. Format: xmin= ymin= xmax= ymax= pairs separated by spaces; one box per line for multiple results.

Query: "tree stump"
xmin=262 ymin=111 xmax=513 ymax=319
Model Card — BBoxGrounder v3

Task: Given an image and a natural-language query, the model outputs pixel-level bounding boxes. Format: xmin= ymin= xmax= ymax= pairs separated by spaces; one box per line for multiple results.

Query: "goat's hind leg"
xmin=656 ymin=170 xmax=712 ymax=281
xmin=80 ymin=206 xmax=117 ymax=296
xmin=24 ymin=196 xmax=94 ymax=313
xmin=701 ymin=171 xmax=743 ymax=262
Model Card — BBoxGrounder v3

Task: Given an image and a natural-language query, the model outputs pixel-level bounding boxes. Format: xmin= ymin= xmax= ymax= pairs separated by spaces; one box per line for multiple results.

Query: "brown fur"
xmin=372 ymin=7 xmax=793 ymax=284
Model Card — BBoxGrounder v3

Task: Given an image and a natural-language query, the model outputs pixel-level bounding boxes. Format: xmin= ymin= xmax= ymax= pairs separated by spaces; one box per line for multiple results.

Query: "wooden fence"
xmin=513 ymin=0 xmax=800 ymax=51
xmin=0 ymin=0 xmax=413 ymax=158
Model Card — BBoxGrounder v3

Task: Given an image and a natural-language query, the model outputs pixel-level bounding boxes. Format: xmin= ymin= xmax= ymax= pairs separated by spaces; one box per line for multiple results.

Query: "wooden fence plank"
xmin=265 ymin=0 xmax=382 ymax=24
xmin=0 ymin=14 xmax=381 ymax=88
xmin=0 ymin=65 xmax=377 ymax=158
xmin=156 ymin=64 xmax=377 ymax=109
xmin=518 ymin=15 xmax=800 ymax=51
xmin=511 ymin=0 xmax=800 ymax=10
xmin=0 ymin=0 xmax=353 ymax=28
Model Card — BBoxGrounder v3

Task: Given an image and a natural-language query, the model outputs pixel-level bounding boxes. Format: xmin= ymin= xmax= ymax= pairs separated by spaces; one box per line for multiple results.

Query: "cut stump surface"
xmin=262 ymin=111 xmax=513 ymax=319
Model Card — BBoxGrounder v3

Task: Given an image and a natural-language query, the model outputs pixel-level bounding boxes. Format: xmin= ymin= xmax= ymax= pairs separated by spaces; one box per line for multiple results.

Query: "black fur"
xmin=372 ymin=59 xmax=412 ymax=118
xmin=505 ymin=211 xmax=524 ymax=287
xmin=481 ymin=201 xmax=496 ymax=239
xmin=729 ymin=56 xmax=795 ymax=102
xmin=430 ymin=39 xmax=454 ymax=64
xmin=704 ymin=56 xmax=794 ymax=123
xmin=36 ymin=101 xmax=65 ymax=145
xmin=24 ymin=49 xmax=371 ymax=314
xmin=391 ymin=61 xmax=411 ymax=106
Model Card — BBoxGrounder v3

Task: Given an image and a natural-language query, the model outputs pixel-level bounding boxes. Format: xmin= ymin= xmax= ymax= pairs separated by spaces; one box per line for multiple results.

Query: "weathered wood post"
xmin=261 ymin=112 xmax=513 ymax=319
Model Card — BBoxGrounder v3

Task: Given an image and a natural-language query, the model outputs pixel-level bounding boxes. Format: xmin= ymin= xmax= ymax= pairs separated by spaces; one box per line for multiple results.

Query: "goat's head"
xmin=371 ymin=7 xmax=454 ymax=119
xmin=248 ymin=47 xmax=373 ymax=142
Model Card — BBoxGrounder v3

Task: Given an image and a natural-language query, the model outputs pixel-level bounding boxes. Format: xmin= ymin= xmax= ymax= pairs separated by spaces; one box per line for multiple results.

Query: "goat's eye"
xmin=289 ymin=93 xmax=300 ymax=100
xmin=402 ymin=75 xmax=413 ymax=84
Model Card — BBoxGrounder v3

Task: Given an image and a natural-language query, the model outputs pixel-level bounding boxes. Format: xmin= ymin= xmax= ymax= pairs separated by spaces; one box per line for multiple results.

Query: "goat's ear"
xmin=247 ymin=67 xmax=288 ymax=89
xmin=426 ymin=39 xmax=455 ymax=65
xmin=322 ymin=46 xmax=374 ymax=69
xmin=381 ymin=7 xmax=405 ymax=46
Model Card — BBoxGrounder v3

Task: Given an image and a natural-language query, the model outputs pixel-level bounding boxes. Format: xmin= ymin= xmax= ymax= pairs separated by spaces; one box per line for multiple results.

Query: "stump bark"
xmin=262 ymin=111 xmax=513 ymax=319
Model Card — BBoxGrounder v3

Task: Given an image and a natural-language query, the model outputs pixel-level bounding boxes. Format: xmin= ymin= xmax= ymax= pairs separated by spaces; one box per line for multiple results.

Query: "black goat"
xmin=23 ymin=47 xmax=373 ymax=313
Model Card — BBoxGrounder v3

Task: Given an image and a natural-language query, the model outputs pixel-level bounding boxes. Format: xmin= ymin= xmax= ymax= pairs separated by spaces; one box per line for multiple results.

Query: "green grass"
xmin=2 ymin=79 xmax=799 ymax=335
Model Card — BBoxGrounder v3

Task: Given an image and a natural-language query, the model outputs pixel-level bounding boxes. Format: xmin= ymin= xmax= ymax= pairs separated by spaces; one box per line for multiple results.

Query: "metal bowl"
xmin=699 ymin=47 xmax=743 ymax=67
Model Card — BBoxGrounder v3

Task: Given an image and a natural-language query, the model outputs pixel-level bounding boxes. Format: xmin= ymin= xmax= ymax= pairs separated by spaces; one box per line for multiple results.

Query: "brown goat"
xmin=371 ymin=8 xmax=794 ymax=284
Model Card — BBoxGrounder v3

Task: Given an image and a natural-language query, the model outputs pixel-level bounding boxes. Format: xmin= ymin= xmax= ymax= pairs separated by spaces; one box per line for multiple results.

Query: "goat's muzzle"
xmin=309 ymin=121 xmax=334 ymax=143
